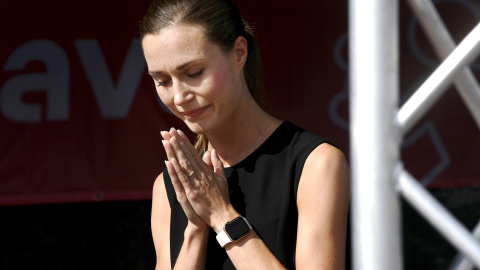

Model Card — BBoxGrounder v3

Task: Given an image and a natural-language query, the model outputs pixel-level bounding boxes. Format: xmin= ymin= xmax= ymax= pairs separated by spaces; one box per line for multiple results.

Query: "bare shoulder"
xmin=295 ymin=143 xmax=350 ymax=268
xmin=300 ymin=143 xmax=349 ymax=190
xmin=307 ymin=143 xmax=348 ymax=172
xmin=297 ymin=142 xmax=349 ymax=207
xmin=151 ymin=172 xmax=171 ymax=269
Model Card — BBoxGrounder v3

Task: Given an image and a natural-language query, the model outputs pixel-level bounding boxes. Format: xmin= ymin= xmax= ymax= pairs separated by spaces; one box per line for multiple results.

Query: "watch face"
xmin=225 ymin=217 xmax=251 ymax=241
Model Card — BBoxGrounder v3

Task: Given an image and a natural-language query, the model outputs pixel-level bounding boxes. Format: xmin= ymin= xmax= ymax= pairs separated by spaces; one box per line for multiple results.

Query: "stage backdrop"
xmin=1 ymin=0 xmax=479 ymax=205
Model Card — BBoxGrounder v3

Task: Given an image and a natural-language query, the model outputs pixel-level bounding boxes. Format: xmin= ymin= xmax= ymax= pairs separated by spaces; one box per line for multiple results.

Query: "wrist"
xmin=211 ymin=207 xmax=240 ymax=233
xmin=185 ymin=221 xmax=210 ymax=236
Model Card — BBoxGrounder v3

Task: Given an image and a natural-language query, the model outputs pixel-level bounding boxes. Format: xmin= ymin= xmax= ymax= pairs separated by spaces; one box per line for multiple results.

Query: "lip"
xmin=182 ymin=106 xmax=209 ymax=119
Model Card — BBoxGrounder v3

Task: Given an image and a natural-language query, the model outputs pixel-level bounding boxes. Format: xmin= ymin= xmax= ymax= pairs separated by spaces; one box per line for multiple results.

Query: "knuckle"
xmin=179 ymin=160 xmax=189 ymax=169
xmin=188 ymin=190 xmax=199 ymax=201
xmin=179 ymin=175 xmax=189 ymax=183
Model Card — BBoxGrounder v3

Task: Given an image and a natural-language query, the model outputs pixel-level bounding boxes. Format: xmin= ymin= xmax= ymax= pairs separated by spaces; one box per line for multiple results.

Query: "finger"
xmin=165 ymin=159 xmax=185 ymax=195
xmin=202 ymin=150 xmax=213 ymax=168
xmin=211 ymin=149 xmax=225 ymax=177
xmin=165 ymin=160 xmax=198 ymax=219
xmin=160 ymin=130 xmax=171 ymax=140
xmin=177 ymin=129 xmax=190 ymax=142
xmin=170 ymin=136 xmax=197 ymax=177
xmin=162 ymin=140 xmax=176 ymax=162
xmin=161 ymin=130 xmax=175 ymax=161
xmin=170 ymin=157 xmax=194 ymax=189
xmin=170 ymin=129 xmax=212 ymax=177
xmin=170 ymin=129 xmax=201 ymax=164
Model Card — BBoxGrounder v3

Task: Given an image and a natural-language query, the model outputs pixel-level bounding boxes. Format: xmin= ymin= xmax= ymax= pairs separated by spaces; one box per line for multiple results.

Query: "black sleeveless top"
xmin=163 ymin=122 xmax=329 ymax=269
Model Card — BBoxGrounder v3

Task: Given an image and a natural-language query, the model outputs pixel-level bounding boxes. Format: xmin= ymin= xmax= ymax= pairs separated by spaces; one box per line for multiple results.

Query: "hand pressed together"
xmin=162 ymin=128 xmax=238 ymax=233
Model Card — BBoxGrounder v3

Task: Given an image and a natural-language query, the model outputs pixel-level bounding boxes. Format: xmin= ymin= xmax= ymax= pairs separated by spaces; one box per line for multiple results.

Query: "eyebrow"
xmin=148 ymin=58 xmax=205 ymax=75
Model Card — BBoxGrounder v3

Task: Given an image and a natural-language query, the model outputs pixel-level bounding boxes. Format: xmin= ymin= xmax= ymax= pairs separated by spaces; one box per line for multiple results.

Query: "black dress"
xmin=163 ymin=121 xmax=329 ymax=269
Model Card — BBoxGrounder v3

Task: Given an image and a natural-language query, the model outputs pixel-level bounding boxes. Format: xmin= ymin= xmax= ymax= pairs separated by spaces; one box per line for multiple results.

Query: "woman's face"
xmin=142 ymin=24 xmax=247 ymax=135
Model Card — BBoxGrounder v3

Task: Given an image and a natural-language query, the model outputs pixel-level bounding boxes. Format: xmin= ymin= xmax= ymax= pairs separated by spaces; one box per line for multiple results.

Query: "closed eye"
xmin=188 ymin=69 xmax=204 ymax=78
xmin=157 ymin=79 xmax=171 ymax=87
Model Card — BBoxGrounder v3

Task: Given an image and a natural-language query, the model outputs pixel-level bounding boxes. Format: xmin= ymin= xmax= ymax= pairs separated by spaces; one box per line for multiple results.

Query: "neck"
xmin=206 ymin=97 xmax=281 ymax=167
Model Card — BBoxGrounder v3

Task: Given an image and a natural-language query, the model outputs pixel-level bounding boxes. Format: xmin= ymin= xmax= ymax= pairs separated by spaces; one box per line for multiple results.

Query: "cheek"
xmin=207 ymin=68 xmax=232 ymax=95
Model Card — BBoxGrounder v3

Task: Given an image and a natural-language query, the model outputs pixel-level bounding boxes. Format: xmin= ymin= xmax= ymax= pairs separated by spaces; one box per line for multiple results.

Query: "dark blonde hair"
xmin=140 ymin=0 xmax=264 ymax=154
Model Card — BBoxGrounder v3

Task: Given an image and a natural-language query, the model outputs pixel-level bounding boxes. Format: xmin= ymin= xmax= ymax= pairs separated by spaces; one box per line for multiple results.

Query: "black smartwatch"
xmin=216 ymin=217 xmax=252 ymax=248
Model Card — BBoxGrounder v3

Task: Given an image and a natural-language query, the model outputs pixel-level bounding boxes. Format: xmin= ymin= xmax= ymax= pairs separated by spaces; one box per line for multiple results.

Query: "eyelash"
xmin=157 ymin=80 xmax=169 ymax=87
xmin=188 ymin=69 xmax=204 ymax=78
xmin=156 ymin=69 xmax=204 ymax=87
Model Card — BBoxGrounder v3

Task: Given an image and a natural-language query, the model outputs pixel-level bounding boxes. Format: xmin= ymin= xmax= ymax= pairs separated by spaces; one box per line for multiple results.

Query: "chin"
xmin=185 ymin=118 xmax=223 ymax=135
xmin=184 ymin=121 xmax=206 ymax=135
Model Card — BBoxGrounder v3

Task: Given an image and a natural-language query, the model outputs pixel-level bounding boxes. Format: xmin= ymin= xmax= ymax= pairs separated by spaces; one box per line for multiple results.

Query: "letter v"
xmin=75 ymin=38 xmax=146 ymax=119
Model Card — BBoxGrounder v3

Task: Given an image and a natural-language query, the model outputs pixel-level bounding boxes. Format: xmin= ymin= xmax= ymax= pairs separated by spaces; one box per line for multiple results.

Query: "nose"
xmin=173 ymin=81 xmax=194 ymax=106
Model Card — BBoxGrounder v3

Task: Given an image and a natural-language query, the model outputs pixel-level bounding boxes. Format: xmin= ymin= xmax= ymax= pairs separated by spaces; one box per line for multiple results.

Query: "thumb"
xmin=202 ymin=150 xmax=213 ymax=168
xmin=211 ymin=149 xmax=225 ymax=177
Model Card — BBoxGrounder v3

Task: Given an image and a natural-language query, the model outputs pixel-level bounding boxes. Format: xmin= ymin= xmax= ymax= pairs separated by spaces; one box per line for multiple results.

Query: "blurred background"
xmin=1 ymin=0 xmax=479 ymax=269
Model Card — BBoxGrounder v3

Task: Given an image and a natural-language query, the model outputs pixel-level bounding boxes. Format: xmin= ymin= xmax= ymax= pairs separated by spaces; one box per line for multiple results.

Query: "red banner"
xmin=1 ymin=0 xmax=479 ymax=205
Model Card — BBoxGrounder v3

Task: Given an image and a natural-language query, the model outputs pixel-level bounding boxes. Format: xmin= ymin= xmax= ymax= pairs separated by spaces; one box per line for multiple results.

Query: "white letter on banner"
xmin=75 ymin=38 xmax=146 ymax=119
xmin=1 ymin=40 xmax=70 ymax=122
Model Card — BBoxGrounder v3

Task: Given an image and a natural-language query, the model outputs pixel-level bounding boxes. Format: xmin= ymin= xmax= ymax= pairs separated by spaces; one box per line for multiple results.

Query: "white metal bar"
xmin=349 ymin=0 xmax=402 ymax=269
xmin=406 ymin=0 xmax=480 ymax=130
xmin=402 ymin=1 xmax=480 ymax=268
xmin=449 ymin=220 xmax=480 ymax=270
xmin=398 ymin=22 xmax=480 ymax=135
xmin=399 ymin=170 xmax=480 ymax=267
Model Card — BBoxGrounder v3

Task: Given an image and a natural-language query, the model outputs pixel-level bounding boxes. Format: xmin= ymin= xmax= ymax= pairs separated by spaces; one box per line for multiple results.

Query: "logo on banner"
xmin=1 ymin=38 xmax=146 ymax=122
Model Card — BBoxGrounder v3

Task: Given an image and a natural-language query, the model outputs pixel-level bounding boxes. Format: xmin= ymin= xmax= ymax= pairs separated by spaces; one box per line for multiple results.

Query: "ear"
xmin=232 ymin=36 xmax=248 ymax=71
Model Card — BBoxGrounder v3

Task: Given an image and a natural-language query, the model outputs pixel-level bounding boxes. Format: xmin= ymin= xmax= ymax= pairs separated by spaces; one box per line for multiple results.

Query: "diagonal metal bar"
xmin=403 ymin=1 xmax=480 ymax=268
xmin=398 ymin=21 xmax=480 ymax=135
xmin=399 ymin=169 xmax=480 ymax=268
xmin=406 ymin=0 xmax=480 ymax=130
xmin=448 ymin=220 xmax=480 ymax=270
xmin=404 ymin=5 xmax=480 ymax=264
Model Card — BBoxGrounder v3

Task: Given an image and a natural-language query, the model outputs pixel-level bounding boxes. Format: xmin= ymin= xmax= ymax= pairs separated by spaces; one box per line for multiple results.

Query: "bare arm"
xmin=161 ymin=129 xmax=349 ymax=269
xmin=162 ymin=129 xmax=287 ymax=269
xmin=151 ymin=173 xmax=172 ymax=270
xmin=152 ymin=173 xmax=209 ymax=269
xmin=153 ymin=170 xmax=284 ymax=270
xmin=296 ymin=143 xmax=350 ymax=269
xmin=223 ymin=144 xmax=349 ymax=269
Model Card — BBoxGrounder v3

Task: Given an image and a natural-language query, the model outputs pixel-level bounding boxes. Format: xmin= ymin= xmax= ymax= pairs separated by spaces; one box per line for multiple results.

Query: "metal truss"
xmin=349 ymin=0 xmax=480 ymax=269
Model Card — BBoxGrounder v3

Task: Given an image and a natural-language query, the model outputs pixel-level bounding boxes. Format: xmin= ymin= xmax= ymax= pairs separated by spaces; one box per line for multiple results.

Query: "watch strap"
xmin=216 ymin=228 xmax=232 ymax=248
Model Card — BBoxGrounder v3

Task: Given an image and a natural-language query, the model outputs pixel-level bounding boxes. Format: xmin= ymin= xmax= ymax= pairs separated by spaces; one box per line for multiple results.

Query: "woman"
xmin=140 ymin=0 xmax=350 ymax=269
